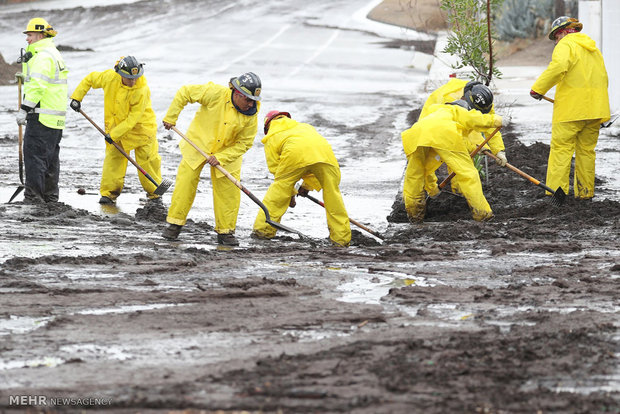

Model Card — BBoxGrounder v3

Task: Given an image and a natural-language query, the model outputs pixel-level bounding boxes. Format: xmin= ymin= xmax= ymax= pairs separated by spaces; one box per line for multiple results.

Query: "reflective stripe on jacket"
xmin=163 ymin=82 xmax=258 ymax=171
xmin=531 ymin=32 xmax=610 ymax=124
xmin=22 ymin=37 xmax=68 ymax=129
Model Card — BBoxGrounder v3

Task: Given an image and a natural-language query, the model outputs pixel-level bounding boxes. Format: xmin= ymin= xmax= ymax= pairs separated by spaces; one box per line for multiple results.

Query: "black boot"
xmin=217 ymin=233 xmax=239 ymax=246
xmin=99 ymin=196 xmax=115 ymax=205
xmin=162 ymin=224 xmax=183 ymax=240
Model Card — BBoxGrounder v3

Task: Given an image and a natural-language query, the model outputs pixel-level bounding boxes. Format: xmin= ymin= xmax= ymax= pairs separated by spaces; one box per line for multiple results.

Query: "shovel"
xmin=79 ymin=109 xmax=171 ymax=196
xmin=8 ymin=74 xmax=25 ymax=203
xmin=169 ymin=126 xmax=306 ymax=239
xmin=295 ymin=186 xmax=385 ymax=240
xmin=483 ymin=150 xmax=566 ymax=207
xmin=541 ymin=95 xmax=618 ymax=128
xmin=541 ymin=95 xmax=555 ymax=104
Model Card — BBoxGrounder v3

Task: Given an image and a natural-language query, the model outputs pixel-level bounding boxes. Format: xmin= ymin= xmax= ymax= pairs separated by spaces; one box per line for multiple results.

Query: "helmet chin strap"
xmin=230 ymin=90 xmax=257 ymax=116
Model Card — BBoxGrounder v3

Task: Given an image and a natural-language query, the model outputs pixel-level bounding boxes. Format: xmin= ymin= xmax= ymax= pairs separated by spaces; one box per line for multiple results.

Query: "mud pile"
xmin=386 ymin=120 xmax=620 ymax=244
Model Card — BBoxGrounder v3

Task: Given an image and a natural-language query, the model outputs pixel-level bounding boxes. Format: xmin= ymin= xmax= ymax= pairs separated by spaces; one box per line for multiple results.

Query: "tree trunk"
xmin=554 ymin=0 xmax=565 ymax=17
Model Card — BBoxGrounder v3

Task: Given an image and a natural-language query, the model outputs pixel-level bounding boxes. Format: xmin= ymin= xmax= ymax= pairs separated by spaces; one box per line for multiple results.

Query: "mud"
xmin=1 ymin=116 xmax=619 ymax=413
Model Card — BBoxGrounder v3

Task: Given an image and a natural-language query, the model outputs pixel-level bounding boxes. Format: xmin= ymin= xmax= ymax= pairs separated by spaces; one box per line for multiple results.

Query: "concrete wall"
xmin=601 ymin=0 xmax=620 ymax=114
xmin=580 ymin=0 xmax=620 ymax=114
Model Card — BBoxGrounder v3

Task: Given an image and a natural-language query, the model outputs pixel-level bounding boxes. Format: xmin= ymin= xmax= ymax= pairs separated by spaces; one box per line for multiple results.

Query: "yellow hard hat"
xmin=548 ymin=16 xmax=582 ymax=40
xmin=23 ymin=17 xmax=57 ymax=37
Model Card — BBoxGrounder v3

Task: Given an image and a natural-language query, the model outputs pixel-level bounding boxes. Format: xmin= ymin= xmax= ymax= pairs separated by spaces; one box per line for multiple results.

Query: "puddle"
xmin=76 ymin=303 xmax=180 ymax=316
xmin=0 ymin=315 xmax=52 ymax=335
xmin=0 ymin=357 xmax=64 ymax=371
xmin=337 ymin=268 xmax=434 ymax=304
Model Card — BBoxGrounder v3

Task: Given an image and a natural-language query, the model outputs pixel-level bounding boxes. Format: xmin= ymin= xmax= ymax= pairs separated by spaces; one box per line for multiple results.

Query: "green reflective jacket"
xmin=22 ymin=37 xmax=69 ymax=129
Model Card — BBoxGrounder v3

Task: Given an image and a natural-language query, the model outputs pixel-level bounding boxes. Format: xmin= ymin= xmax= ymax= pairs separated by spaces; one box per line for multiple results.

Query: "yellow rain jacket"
xmin=164 ymin=83 xmax=259 ymax=232
xmin=403 ymin=104 xmax=501 ymax=156
xmin=420 ymin=78 xmax=504 ymax=154
xmin=71 ymin=69 xmax=157 ymax=146
xmin=532 ymin=32 xmax=610 ymax=124
xmin=253 ymin=117 xmax=351 ymax=246
xmin=263 ymin=117 xmax=338 ymax=191
xmin=71 ymin=69 xmax=161 ymax=200
xmin=22 ymin=37 xmax=68 ymax=129
xmin=163 ymin=82 xmax=258 ymax=174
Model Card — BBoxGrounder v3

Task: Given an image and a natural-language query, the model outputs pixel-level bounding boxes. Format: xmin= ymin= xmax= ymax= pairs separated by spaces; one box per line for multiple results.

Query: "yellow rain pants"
xmin=548 ymin=120 xmax=600 ymax=199
xmin=404 ymin=147 xmax=492 ymax=222
xmin=166 ymin=158 xmax=241 ymax=233
xmin=101 ymin=137 xmax=162 ymax=200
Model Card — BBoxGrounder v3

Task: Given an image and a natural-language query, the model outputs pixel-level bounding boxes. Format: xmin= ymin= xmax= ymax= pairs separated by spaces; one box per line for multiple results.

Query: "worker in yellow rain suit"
xmin=70 ymin=56 xmax=162 ymax=205
xmin=252 ymin=111 xmax=351 ymax=247
xmin=161 ymin=72 xmax=261 ymax=246
xmin=530 ymin=16 xmax=609 ymax=200
xmin=401 ymin=84 xmax=508 ymax=222
xmin=419 ymin=78 xmax=508 ymax=197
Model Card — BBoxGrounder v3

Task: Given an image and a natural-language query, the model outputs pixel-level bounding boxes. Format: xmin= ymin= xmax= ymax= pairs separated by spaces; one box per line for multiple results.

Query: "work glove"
xmin=70 ymin=99 xmax=81 ymax=112
xmin=15 ymin=72 xmax=25 ymax=83
xmin=289 ymin=195 xmax=297 ymax=208
xmin=501 ymin=114 xmax=512 ymax=127
xmin=495 ymin=151 xmax=507 ymax=167
xmin=529 ymin=89 xmax=543 ymax=101
xmin=104 ymin=133 xmax=113 ymax=144
xmin=16 ymin=109 xmax=28 ymax=126
xmin=297 ymin=186 xmax=309 ymax=197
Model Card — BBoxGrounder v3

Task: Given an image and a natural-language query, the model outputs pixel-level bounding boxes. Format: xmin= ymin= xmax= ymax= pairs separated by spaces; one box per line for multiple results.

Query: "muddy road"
xmin=1 ymin=0 xmax=619 ymax=413
xmin=1 ymin=123 xmax=618 ymax=413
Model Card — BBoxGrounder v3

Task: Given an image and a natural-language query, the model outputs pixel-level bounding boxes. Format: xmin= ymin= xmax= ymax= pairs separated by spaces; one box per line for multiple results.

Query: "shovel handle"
xmin=79 ymin=109 xmax=160 ymax=188
xmin=169 ymin=126 xmax=241 ymax=188
xmin=483 ymin=150 xmax=556 ymax=194
xmin=437 ymin=126 xmax=501 ymax=190
xmin=541 ymin=95 xmax=554 ymax=104
xmin=171 ymin=126 xmax=265 ymax=206
xmin=17 ymin=75 xmax=24 ymax=185
xmin=301 ymin=192 xmax=384 ymax=240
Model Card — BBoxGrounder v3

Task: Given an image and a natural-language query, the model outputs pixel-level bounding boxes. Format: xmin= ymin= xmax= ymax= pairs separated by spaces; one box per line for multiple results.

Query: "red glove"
xmin=530 ymin=90 xmax=543 ymax=101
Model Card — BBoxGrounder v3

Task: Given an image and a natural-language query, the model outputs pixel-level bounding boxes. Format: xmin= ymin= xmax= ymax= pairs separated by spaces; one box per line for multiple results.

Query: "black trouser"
xmin=23 ymin=116 xmax=63 ymax=203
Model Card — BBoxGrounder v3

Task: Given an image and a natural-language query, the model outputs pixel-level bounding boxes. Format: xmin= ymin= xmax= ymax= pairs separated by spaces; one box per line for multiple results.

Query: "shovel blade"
xmin=154 ymin=179 xmax=172 ymax=196
xmin=266 ymin=219 xmax=306 ymax=239
xmin=7 ymin=185 xmax=24 ymax=203
xmin=552 ymin=187 xmax=566 ymax=207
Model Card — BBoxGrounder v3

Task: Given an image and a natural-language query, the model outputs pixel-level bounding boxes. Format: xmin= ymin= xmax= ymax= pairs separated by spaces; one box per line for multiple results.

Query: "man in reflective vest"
xmin=16 ymin=17 xmax=68 ymax=203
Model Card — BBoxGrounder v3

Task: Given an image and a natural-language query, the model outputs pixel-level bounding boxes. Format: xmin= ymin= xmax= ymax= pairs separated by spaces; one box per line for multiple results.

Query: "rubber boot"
xmin=99 ymin=196 xmax=115 ymax=205
xmin=162 ymin=223 xmax=183 ymax=240
xmin=217 ymin=233 xmax=239 ymax=246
